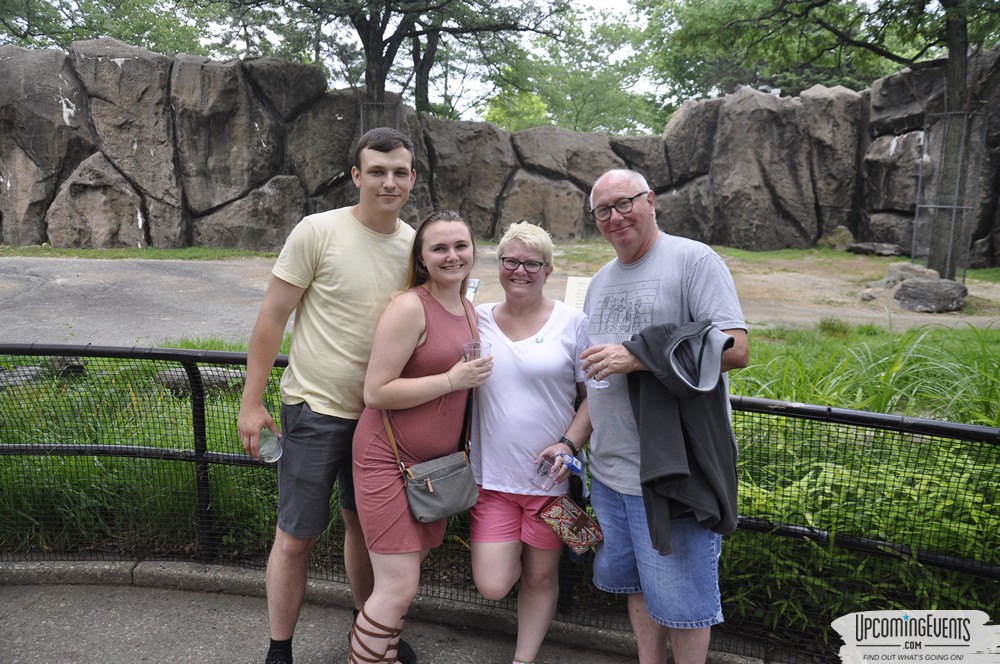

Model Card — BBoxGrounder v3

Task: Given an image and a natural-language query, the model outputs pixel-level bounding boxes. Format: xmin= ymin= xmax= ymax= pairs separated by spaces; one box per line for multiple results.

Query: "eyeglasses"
xmin=500 ymin=257 xmax=546 ymax=273
xmin=590 ymin=191 xmax=650 ymax=222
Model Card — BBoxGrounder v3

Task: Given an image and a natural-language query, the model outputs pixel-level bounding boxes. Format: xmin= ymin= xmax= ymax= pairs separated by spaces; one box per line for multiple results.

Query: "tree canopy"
xmin=0 ymin=0 xmax=216 ymax=55
xmin=637 ymin=0 xmax=1000 ymax=100
xmin=206 ymin=0 xmax=568 ymax=110
xmin=481 ymin=8 xmax=666 ymax=135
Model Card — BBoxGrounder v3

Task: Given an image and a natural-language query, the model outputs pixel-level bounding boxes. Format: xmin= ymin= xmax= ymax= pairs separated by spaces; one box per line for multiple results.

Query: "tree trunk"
xmin=413 ymin=31 xmax=440 ymax=114
xmin=927 ymin=0 xmax=970 ymax=280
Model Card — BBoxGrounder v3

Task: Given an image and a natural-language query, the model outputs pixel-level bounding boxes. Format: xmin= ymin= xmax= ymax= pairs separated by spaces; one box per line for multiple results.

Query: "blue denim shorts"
xmin=590 ymin=477 xmax=724 ymax=629
xmin=276 ymin=401 xmax=358 ymax=539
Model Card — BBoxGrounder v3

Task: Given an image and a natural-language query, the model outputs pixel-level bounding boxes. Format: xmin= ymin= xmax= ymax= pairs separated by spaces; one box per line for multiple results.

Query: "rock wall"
xmin=1 ymin=38 xmax=998 ymax=266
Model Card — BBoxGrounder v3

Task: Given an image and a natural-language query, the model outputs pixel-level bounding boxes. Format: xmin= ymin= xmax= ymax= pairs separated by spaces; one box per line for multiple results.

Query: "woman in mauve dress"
xmin=349 ymin=210 xmax=493 ymax=663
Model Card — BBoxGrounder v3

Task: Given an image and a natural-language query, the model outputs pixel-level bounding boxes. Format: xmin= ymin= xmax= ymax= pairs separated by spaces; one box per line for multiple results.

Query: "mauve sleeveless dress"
xmin=353 ymin=286 xmax=476 ymax=553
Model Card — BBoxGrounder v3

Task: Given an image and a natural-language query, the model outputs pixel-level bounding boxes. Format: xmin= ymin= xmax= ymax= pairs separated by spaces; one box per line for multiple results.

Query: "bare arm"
xmin=363 ymin=292 xmax=492 ymax=411
xmin=720 ymin=328 xmax=749 ymax=372
xmin=238 ymin=275 xmax=304 ymax=458
xmin=541 ymin=382 xmax=594 ymax=478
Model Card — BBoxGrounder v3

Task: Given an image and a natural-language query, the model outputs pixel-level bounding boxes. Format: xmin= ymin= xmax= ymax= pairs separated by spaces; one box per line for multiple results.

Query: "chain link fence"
xmin=360 ymin=100 xmax=401 ymax=133
xmin=912 ymin=110 xmax=987 ymax=281
xmin=2 ymin=345 xmax=998 ymax=663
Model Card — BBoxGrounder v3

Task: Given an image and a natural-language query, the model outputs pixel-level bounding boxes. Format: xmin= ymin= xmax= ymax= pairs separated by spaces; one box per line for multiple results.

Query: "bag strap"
xmin=381 ymin=296 xmax=479 ymax=481
xmin=382 ymin=409 xmax=412 ymax=484
xmin=459 ymin=297 xmax=476 ymax=455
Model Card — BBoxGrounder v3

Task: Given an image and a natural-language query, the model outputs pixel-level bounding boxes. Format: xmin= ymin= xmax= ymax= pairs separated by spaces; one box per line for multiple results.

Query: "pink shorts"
xmin=469 ymin=487 xmax=563 ymax=550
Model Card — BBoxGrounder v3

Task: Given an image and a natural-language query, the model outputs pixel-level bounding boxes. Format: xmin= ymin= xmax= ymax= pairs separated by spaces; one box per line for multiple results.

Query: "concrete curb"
xmin=0 ymin=559 xmax=776 ymax=663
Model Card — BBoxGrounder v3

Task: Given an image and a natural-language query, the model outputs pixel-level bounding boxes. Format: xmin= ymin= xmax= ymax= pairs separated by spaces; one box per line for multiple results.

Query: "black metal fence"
xmin=2 ymin=344 xmax=998 ymax=663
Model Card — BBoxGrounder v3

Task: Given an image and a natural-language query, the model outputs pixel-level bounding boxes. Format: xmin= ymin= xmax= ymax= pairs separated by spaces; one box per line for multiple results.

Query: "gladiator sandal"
xmin=348 ymin=606 xmax=402 ymax=664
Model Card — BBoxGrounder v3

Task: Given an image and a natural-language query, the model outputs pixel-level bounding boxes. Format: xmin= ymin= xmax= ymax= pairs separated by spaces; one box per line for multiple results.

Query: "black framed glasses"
xmin=591 ymin=191 xmax=650 ymax=222
xmin=499 ymin=256 xmax=546 ymax=273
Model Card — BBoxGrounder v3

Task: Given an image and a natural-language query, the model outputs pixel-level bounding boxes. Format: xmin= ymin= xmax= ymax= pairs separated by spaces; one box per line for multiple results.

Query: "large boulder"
xmin=663 ymin=97 xmax=723 ymax=186
xmin=497 ymin=169 xmax=589 ymax=240
xmin=864 ymin=131 xmax=924 ymax=212
xmin=512 ymin=126 xmax=626 ymax=191
xmin=866 ymin=212 xmax=914 ymax=252
xmin=146 ymin=199 xmax=187 ymax=248
xmin=242 ymin=57 xmax=327 ymax=121
xmin=286 ymin=89 xmax=359 ymax=197
xmin=0 ymin=46 xmax=97 ymax=245
xmin=69 ymin=39 xmax=186 ymax=247
xmin=709 ymin=87 xmax=817 ymax=249
xmin=46 ymin=153 xmax=146 ymax=248
xmin=870 ymin=63 xmax=946 ymax=136
xmin=170 ymin=55 xmax=283 ymax=214
xmin=609 ymin=134 xmax=671 ymax=191
xmin=70 ymin=39 xmax=180 ymax=208
xmin=193 ymin=176 xmax=306 ymax=250
xmin=657 ymin=176 xmax=715 ymax=242
xmin=894 ymin=277 xmax=967 ymax=313
xmin=424 ymin=117 xmax=518 ymax=238
xmin=799 ymin=85 xmax=865 ymax=236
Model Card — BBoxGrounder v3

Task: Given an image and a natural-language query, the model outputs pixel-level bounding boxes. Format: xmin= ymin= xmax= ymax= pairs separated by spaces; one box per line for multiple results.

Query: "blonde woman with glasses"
xmin=469 ymin=221 xmax=593 ymax=664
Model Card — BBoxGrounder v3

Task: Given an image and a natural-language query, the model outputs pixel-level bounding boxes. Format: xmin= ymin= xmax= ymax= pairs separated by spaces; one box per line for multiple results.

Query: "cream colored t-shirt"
xmin=273 ymin=207 xmax=415 ymax=419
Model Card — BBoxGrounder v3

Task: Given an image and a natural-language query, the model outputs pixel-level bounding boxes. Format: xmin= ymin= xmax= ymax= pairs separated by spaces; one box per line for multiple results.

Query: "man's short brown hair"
xmin=354 ymin=127 xmax=415 ymax=170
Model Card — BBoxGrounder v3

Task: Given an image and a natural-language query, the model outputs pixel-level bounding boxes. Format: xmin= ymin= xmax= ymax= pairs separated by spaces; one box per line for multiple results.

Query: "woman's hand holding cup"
xmin=447 ymin=346 xmax=493 ymax=391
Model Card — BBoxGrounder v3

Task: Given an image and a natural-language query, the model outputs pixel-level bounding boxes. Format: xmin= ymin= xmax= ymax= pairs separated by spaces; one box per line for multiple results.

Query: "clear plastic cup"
xmin=528 ymin=456 xmax=555 ymax=491
xmin=582 ymin=358 xmax=609 ymax=389
xmin=463 ymin=340 xmax=492 ymax=361
xmin=258 ymin=427 xmax=282 ymax=463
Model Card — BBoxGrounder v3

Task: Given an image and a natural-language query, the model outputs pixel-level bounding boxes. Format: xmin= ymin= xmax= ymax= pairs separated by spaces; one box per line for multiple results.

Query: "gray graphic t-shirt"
xmin=583 ymin=233 xmax=746 ymax=495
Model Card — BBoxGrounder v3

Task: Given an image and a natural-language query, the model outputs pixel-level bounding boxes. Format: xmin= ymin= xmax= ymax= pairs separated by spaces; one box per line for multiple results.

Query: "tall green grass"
xmin=0 ymin=364 xmax=278 ymax=558
xmin=732 ymin=320 xmax=1000 ymax=426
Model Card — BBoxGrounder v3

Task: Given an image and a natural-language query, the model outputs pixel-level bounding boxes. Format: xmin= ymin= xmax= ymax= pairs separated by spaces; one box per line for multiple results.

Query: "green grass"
xmin=734 ymin=320 xmax=1000 ymax=426
xmin=717 ymin=246 xmax=850 ymax=264
xmin=969 ymin=267 xmax=1000 ymax=284
xmin=0 ymin=245 xmax=276 ymax=260
xmin=165 ymin=333 xmax=293 ymax=354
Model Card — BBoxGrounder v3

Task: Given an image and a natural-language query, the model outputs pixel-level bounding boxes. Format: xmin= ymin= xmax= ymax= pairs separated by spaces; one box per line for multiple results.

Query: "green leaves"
xmin=481 ymin=6 xmax=666 ymax=134
xmin=732 ymin=321 xmax=1000 ymax=425
xmin=634 ymin=0 xmax=1000 ymax=100
xmin=0 ymin=0 xmax=214 ymax=55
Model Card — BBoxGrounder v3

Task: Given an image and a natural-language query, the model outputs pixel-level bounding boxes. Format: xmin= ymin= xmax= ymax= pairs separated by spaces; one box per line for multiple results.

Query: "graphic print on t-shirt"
xmin=588 ymin=280 xmax=658 ymax=342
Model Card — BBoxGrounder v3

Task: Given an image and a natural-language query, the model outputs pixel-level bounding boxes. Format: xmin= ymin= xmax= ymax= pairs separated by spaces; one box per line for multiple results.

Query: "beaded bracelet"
xmin=559 ymin=435 xmax=579 ymax=456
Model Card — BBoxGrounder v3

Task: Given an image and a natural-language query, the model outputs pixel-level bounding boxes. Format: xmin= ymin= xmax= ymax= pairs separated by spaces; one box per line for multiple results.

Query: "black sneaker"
xmin=264 ymin=651 xmax=292 ymax=664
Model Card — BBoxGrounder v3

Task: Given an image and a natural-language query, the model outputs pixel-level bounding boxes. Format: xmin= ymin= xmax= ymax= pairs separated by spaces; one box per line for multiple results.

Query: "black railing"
xmin=2 ymin=344 xmax=998 ymax=663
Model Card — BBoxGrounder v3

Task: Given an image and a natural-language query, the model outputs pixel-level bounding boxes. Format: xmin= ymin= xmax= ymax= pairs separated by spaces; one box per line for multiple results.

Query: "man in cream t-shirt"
xmin=237 ymin=127 xmax=418 ymax=664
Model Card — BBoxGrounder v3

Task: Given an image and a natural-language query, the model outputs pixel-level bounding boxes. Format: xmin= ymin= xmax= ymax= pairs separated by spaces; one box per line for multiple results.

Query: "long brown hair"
xmin=407 ymin=210 xmax=476 ymax=294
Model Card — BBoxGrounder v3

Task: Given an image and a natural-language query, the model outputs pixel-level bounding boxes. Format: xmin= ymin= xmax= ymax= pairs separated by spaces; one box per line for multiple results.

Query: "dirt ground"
xmin=2 ymin=250 xmax=999 ymax=348
xmin=519 ymin=250 xmax=1000 ymax=333
xmin=723 ymin=253 xmax=1000 ymax=331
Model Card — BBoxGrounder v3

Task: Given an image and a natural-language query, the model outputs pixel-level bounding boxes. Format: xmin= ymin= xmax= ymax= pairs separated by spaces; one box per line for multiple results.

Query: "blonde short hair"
xmin=496 ymin=221 xmax=554 ymax=266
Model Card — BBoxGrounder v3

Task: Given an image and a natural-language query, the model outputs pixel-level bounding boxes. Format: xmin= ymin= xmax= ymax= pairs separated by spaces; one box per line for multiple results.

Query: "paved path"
xmin=0 ymin=561 xmax=650 ymax=664
xmin=0 ymin=251 xmax=568 ymax=347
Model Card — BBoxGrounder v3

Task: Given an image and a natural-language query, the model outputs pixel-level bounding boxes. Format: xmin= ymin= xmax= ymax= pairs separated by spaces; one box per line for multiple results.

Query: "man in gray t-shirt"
xmin=581 ymin=169 xmax=749 ymax=664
